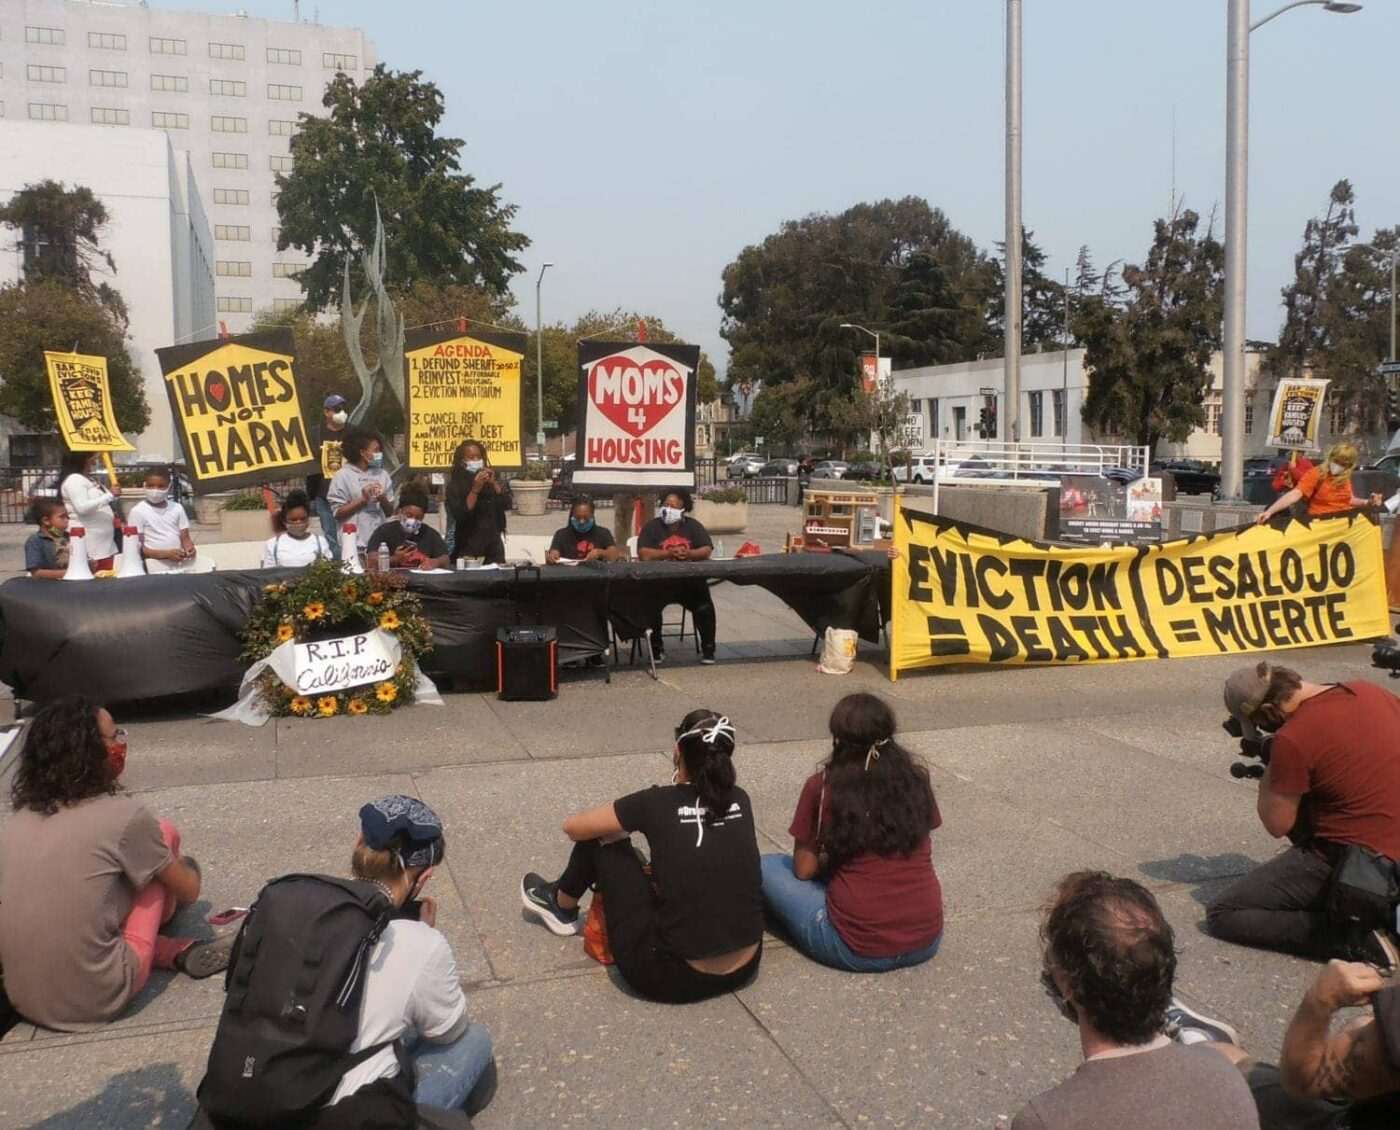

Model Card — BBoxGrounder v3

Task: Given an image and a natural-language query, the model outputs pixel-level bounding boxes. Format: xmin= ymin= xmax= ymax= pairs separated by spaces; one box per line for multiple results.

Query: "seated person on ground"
xmin=635 ymin=489 xmax=718 ymax=664
xmin=761 ymin=692 xmax=943 ymax=973
xmin=547 ymin=495 xmax=622 ymax=563
xmin=261 ymin=489 xmax=334 ymax=568
xmin=366 ymin=483 xmax=450 ymax=570
xmin=1206 ymin=662 xmax=1400 ymax=970
xmin=0 ymin=696 xmax=231 ymax=1032
xmin=521 ymin=709 xmax=763 ymax=1004
xmin=1167 ymin=959 xmax=1400 ymax=1130
xmin=24 ymin=498 xmax=70 ymax=579
xmin=1012 ymin=870 xmax=1261 ymax=1130
xmin=128 ymin=468 xmax=196 ymax=573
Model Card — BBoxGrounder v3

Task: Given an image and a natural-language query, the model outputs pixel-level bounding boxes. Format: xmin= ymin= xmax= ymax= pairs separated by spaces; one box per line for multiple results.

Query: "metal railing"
xmin=920 ymin=440 xmax=1152 ymax=514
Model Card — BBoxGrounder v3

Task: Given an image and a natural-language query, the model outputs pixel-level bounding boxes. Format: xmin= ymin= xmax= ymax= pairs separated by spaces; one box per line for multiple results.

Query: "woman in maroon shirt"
xmin=760 ymin=693 xmax=944 ymax=972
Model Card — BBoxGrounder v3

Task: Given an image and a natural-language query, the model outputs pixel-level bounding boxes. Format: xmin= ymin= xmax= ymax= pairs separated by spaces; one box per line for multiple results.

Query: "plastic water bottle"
xmin=377 ymin=543 xmax=390 ymax=573
xmin=715 ymin=538 xmax=725 ymax=559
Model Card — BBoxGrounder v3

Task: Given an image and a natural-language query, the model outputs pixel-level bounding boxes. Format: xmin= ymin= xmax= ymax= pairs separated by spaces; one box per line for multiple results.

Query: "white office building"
xmin=0 ymin=0 xmax=376 ymax=333
xmin=0 ymin=119 xmax=215 ymax=459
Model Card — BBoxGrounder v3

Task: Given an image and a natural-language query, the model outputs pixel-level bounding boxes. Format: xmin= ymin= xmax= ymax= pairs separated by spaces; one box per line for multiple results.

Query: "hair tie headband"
xmin=865 ymin=736 xmax=892 ymax=772
xmin=678 ymin=715 xmax=735 ymax=750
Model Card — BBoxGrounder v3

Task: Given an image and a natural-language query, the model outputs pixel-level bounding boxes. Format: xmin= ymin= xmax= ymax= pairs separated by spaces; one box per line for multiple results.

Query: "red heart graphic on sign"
xmin=205 ymin=374 xmax=231 ymax=411
xmin=588 ymin=356 xmax=684 ymax=437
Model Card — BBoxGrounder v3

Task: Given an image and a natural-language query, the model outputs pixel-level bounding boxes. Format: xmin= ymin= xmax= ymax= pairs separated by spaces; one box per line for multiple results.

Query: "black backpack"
xmin=195 ymin=874 xmax=401 ymax=1128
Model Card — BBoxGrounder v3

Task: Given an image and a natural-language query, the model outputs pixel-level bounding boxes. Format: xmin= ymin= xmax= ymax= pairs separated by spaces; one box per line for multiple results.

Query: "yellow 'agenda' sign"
xmin=43 ymin=350 xmax=134 ymax=452
xmin=404 ymin=326 xmax=527 ymax=470
xmin=155 ymin=328 xmax=316 ymax=492
xmin=891 ymin=509 xmax=1389 ymax=676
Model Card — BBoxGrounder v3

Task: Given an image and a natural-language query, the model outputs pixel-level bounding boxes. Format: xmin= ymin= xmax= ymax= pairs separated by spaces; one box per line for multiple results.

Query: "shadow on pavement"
xmin=30 ymin=1061 xmax=195 ymax=1129
xmin=1138 ymin=852 xmax=1256 ymax=910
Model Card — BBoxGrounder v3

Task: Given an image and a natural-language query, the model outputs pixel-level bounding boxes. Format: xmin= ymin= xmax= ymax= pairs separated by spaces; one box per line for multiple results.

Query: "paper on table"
xmin=413 ymin=567 xmax=454 ymax=574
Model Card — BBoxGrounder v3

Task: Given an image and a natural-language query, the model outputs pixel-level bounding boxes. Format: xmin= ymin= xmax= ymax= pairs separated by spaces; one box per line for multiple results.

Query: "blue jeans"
xmin=311 ymin=494 xmax=341 ymax=559
xmin=407 ymin=1022 xmax=494 ymax=1111
xmin=760 ymin=853 xmax=942 ymax=973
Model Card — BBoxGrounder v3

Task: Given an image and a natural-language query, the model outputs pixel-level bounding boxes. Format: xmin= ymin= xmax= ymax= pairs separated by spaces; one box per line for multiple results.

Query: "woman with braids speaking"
xmin=520 ymin=708 xmax=763 ymax=1002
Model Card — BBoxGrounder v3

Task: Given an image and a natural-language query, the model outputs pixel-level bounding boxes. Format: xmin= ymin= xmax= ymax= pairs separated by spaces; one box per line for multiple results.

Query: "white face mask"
xmin=330 ymin=410 xmax=348 ymax=427
xmin=463 ymin=459 xmax=484 ymax=473
xmin=660 ymin=506 xmax=684 ymax=525
xmin=145 ymin=488 xmax=169 ymax=505
xmin=400 ymin=517 xmax=422 ymax=535
xmin=1328 ymin=462 xmax=1346 ymax=476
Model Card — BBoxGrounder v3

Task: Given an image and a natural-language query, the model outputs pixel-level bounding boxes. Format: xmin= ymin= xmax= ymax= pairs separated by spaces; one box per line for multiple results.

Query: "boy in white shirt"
xmin=128 ymin=469 xmax=196 ymax=574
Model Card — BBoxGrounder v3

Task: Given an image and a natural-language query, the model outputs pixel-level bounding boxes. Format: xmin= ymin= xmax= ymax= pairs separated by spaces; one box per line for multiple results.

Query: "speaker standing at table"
xmin=547 ymin=496 xmax=624 ymax=564
xmin=446 ymin=440 xmax=508 ymax=566
xmin=327 ymin=430 xmax=395 ymax=559
xmin=636 ymin=489 xmax=718 ymax=665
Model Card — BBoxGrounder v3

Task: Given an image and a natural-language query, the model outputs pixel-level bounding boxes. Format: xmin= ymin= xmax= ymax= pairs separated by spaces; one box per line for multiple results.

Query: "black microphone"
xmin=1230 ymin=763 xmax=1265 ymax=780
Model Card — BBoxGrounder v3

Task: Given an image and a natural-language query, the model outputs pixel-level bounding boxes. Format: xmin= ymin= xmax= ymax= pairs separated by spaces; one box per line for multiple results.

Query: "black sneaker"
xmin=521 ymin=873 xmax=580 ymax=936
xmin=700 ymin=651 xmax=717 ymax=665
xmin=1164 ymin=997 xmax=1240 ymax=1046
xmin=173 ymin=932 xmax=238 ymax=980
xmin=1355 ymin=927 xmax=1400 ymax=973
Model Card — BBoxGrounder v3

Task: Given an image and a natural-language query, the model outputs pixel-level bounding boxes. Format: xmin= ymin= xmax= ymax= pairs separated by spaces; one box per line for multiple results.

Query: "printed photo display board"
xmin=572 ymin=341 xmax=699 ymax=492
xmin=403 ymin=326 xmax=526 ymax=471
xmin=155 ymin=328 xmax=317 ymax=492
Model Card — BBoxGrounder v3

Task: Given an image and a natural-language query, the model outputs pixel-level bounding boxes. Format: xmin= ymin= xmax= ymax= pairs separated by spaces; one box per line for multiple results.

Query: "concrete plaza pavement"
xmin=0 ymin=506 xmax=1390 ymax=1126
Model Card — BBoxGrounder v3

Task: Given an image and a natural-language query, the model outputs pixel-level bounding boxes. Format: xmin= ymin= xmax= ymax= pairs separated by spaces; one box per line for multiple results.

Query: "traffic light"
xmin=976 ymin=404 xmax=997 ymax=439
xmin=1389 ymin=383 xmax=1400 ymax=430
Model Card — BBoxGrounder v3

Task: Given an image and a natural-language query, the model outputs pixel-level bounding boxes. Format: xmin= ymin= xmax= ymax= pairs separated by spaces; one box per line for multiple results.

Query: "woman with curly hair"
xmin=760 ymin=692 xmax=944 ymax=972
xmin=0 ymin=696 xmax=232 ymax=1031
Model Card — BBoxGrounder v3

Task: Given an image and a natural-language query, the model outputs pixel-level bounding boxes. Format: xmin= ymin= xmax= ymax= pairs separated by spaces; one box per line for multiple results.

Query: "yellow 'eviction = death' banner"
xmin=155 ymin=328 xmax=316 ymax=493
xmin=44 ymin=350 xmax=134 ymax=452
xmin=404 ymin=326 xmax=527 ymax=471
xmin=890 ymin=508 xmax=1390 ymax=677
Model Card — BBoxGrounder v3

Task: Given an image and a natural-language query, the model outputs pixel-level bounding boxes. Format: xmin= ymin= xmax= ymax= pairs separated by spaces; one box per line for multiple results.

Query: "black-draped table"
xmin=0 ymin=553 xmax=888 ymax=703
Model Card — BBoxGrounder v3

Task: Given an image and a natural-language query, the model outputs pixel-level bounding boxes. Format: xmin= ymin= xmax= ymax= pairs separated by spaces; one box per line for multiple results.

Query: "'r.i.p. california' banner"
xmin=155 ymin=328 xmax=316 ymax=493
xmin=890 ymin=507 xmax=1390 ymax=678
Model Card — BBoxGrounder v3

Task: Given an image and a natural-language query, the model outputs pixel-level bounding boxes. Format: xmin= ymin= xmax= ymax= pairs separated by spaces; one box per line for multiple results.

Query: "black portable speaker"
xmin=496 ymin=626 xmax=557 ymax=701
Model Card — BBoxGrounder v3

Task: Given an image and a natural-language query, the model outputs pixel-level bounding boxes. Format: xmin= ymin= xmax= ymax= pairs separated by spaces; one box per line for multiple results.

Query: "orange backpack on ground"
xmin=582 ymin=891 xmax=614 ymax=965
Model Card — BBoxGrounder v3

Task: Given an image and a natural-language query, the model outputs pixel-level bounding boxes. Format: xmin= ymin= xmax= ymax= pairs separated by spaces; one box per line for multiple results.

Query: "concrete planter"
xmin=195 ymin=492 xmax=232 ymax=525
xmin=693 ymin=498 xmax=749 ymax=534
xmin=220 ymin=507 xmax=273 ymax=541
xmin=511 ymin=480 xmax=550 ymax=517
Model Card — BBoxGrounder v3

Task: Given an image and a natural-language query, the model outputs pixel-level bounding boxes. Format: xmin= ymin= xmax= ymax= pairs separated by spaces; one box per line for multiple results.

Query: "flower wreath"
xmin=241 ymin=559 xmax=433 ymax=718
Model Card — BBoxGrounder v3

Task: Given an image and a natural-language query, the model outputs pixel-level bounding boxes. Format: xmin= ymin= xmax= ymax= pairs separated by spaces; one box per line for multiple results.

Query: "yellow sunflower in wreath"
xmin=289 ymin=696 xmax=313 ymax=716
xmin=378 ymin=610 xmax=401 ymax=631
xmin=342 ymin=582 xmax=361 ymax=600
xmin=276 ymin=622 xmax=295 ymax=642
xmin=375 ymin=681 xmax=398 ymax=704
xmin=347 ymin=697 xmax=369 ymax=715
xmin=316 ymin=695 xmax=339 ymax=716
xmin=368 ymin=591 xmax=385 ymax=606
xmin=303 ymin=601 xmax=327 ymax=621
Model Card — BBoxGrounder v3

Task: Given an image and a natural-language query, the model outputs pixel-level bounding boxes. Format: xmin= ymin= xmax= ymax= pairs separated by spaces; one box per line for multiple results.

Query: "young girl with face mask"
xmin=1257 ymin=441 xmax=1381 ymax=524
xmin=261 ymin=490 xmax=333 ymax=568
xmin=445 ymin=440 xmax=508 ymax=565
xmin=327 ymin=429 xmax=395 ymax=557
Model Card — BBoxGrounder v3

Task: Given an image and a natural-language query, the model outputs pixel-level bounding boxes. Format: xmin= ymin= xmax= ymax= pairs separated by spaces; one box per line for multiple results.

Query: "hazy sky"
xmin=234 ymin=0 xmax=1399 ymax=375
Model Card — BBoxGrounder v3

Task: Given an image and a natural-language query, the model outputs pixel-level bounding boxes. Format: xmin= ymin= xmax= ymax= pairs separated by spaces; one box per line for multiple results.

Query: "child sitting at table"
xmin=128 ymin=469 xmax=196 ymax=574
xmin=367 ymin=483 xmax=450 ymax=570
xmin=23 ymin=498 xmax=70 ymax=579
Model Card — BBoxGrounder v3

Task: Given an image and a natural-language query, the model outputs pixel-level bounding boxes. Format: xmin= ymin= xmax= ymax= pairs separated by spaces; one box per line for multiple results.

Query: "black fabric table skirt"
xmin=0 ymin=553 xmax=887 ymax=704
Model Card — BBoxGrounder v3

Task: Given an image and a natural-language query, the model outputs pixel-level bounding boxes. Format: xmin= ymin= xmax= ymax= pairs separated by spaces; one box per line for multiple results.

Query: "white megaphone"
xmin=116 ymin=525 xmax=146 ymax=578
xmin=63 ymin=525 xmax=95 ymax=581
xmin=340 ymin=524 xmax=363 ymax=574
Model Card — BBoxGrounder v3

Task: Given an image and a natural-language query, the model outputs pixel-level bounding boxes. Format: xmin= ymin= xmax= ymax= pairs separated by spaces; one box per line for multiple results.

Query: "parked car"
xmin=845 ymin=460 xmax=889 ymax=482
xmin=757 ymin=458 xmax=799 ymax=477
xmin=725 ymin=451 xmax=762 ymax=468
xmin=892 ymin=454 xmax=941 ymax=484
xmin=1151 ymin=459 xmax=1220 ymax=496
xmin=726 ymin=454 xmax=766 ymax=478
xmin=810 ymin=460 xmax=849 ymax=480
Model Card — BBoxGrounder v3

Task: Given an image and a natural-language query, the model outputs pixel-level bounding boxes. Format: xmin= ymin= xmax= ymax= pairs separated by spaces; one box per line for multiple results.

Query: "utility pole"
xmin=1004 ymin=0 xmax=1023 ymax=444
xmin=1063 ymin=267 xmax=1070 ymax=441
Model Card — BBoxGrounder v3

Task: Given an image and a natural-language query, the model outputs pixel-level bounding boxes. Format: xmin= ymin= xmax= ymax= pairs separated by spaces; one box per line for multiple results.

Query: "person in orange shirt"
xmin=1269 ymin=450 xmax=1315 ymax=494
xmin=1256 ymin=442 xmax=1378 ymax=523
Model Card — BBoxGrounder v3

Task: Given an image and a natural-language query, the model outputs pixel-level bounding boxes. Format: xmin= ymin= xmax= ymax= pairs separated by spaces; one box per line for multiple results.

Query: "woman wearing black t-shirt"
xmin=445 ymin=440 xmax=509 ymax=564
xmin=521 ymin=709 xmax=763 ymax=1003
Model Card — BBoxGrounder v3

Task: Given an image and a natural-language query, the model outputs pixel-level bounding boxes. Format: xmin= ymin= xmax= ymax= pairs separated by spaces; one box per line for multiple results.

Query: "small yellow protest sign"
xmin=155 ymin=328 xmax=316 ymax=492
xmin=404 ymin=326 xmax=526 ymax=470
xmin=43 ymin=351 xmax=134 ymax=452
xmin=891 ymin=508 xmax=1390 ymax=677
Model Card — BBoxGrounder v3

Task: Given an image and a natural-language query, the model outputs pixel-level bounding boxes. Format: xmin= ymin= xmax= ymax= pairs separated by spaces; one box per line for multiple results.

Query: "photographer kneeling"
xmin=1205 ymin=662 xmax=1400 ymax=970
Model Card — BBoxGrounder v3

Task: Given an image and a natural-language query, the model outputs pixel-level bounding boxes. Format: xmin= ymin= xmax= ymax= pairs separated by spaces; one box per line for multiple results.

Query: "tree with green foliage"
xmin=986 ymin=229 xmax=1068 ymax=351
xmin=0 ymin=180 xmax=148 ymax=435
xmin=1077 ymin=208 xmax=1225 ymax=452
xmin=1264 ymin=180 xmax=1392 ymax=435
xmin=276 ymin=67 xmax=529 ymax=311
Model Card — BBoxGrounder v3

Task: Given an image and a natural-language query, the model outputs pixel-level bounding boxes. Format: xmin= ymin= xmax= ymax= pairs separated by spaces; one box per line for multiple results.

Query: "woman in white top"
xmin=59 ymin=450 xmax=119 ymax=569
xmin=326 ymin=429 xmax=395 ymax=556
xmin=261 ymin=490 xmax=333 ymax=569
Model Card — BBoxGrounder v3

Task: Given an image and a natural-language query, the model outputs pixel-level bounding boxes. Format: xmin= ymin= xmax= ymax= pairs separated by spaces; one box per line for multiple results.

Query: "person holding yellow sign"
xmin=308 ymin=393 xmax=350 ymax=554
xmin=1256 ymin=443 xmax=1379 ymax=523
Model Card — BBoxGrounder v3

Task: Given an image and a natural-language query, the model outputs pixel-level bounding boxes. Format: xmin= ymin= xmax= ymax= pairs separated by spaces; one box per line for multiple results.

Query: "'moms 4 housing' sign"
xmin=890 ymin=509 xmax=1389 ymax=676
xmin=156 ymin=328 xmax=317 ymax=492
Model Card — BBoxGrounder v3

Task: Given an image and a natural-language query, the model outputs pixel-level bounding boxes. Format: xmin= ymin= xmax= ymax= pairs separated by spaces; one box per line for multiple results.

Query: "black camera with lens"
xmin=1223 ymin=715 xmax=1274 ymax=780
xmin=1371 ymin=633 xmax=1400 ymax=679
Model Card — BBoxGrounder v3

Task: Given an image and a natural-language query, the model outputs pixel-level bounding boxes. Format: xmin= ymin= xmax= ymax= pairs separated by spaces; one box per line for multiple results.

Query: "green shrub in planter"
xmin=698 ymin=485 xmax=747 ymax=504
xmin=517 ymin=462 xmax=551 ymax=482
xmin=222 ymin=492 xmax=269 ymax=511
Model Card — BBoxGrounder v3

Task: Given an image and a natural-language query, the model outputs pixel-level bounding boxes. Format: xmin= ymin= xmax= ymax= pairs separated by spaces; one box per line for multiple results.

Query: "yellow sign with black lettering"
xmin=890 ymin=508 xmax=1389 ymax=677
xmin=43 ymin=350 xmax=134 ymax=452
xmin=155 ymin=328 xmax=316 ymax=493
xmin=404 ymin=326 xmax=526 ymax=470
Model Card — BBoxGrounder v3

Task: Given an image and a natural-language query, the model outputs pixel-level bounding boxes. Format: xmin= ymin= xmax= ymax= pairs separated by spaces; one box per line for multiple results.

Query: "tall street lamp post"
xmin=535 ymin=262 xmax=553 ymax=455
xmin=1220 ymin=0 xmax=1361 ymax=500
xmin=1005 ymin=0 xmax=1023 ymax=444
xmin=840 ymin=322 xmax=881 ymax=388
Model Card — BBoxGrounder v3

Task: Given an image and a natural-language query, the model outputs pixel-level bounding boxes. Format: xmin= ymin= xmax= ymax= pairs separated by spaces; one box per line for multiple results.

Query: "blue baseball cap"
xmin=324 ymin=394 xmax=348 ymax=409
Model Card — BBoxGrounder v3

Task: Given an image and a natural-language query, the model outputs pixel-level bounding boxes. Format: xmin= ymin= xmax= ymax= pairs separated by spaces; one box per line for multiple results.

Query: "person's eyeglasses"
xmin=107 ymin=728 xmax=128 ymax=743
